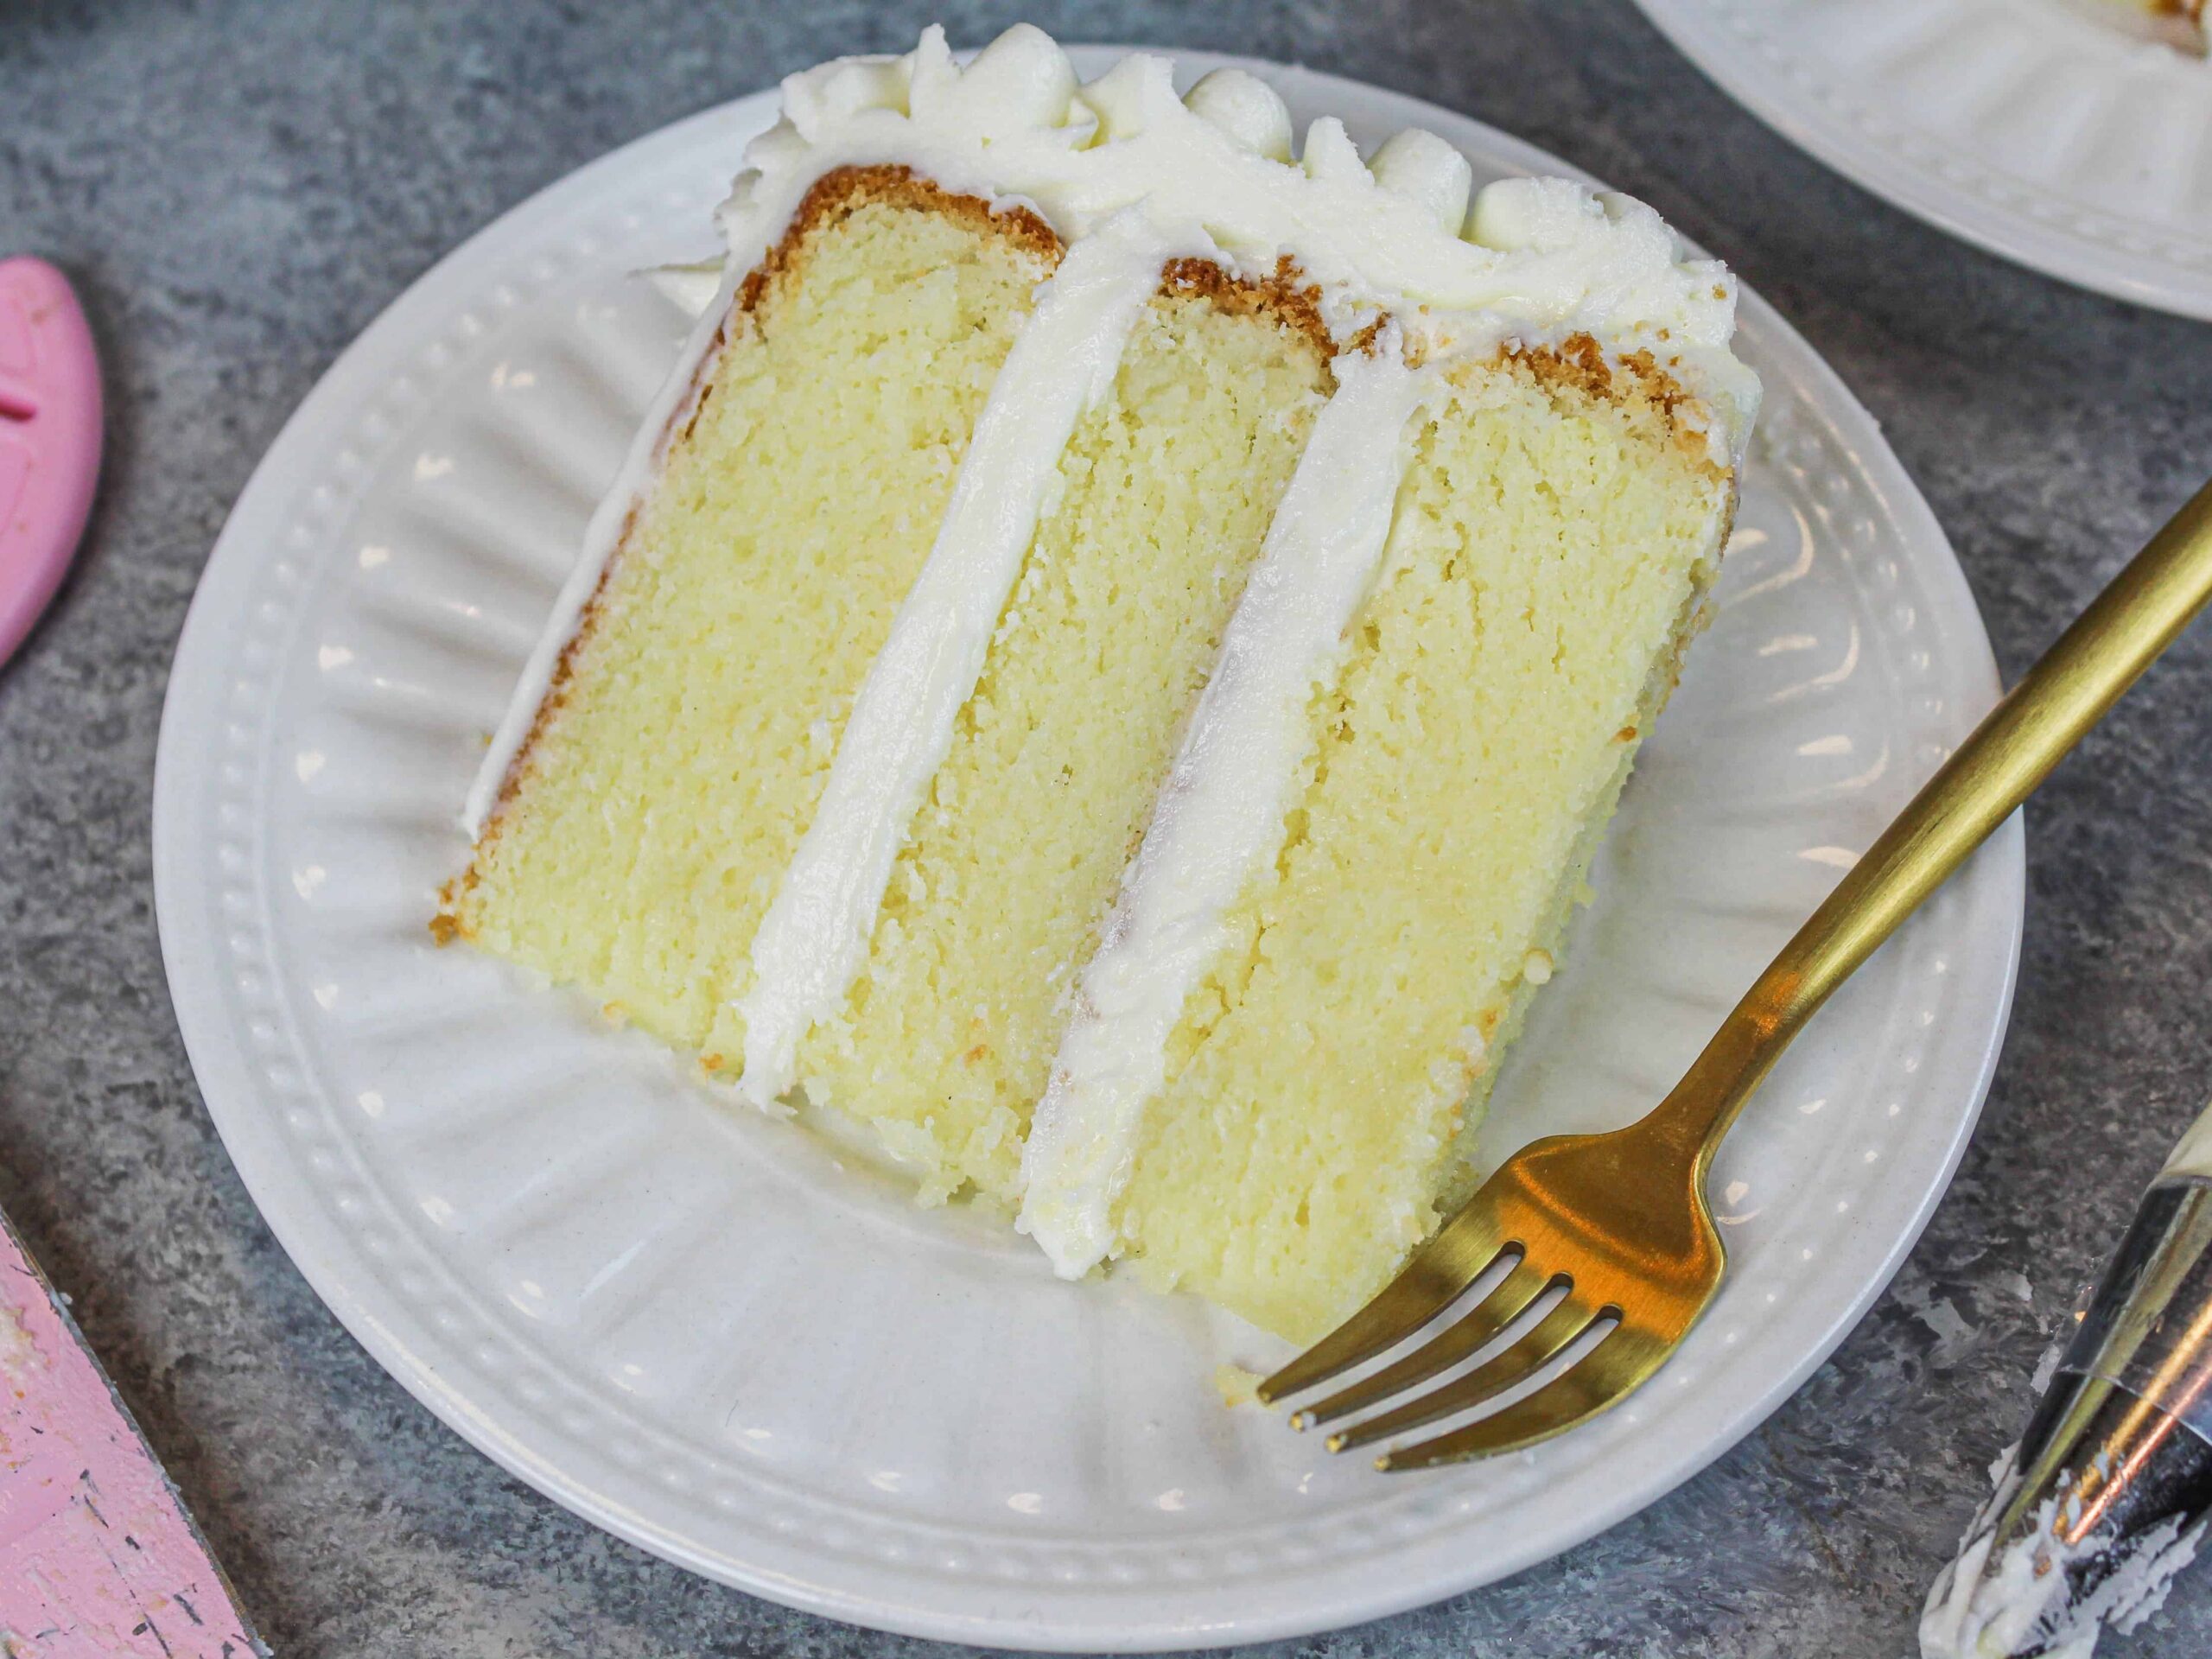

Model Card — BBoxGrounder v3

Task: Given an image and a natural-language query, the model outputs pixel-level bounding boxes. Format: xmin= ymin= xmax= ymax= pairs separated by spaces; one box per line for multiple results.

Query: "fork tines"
xmin=1258 ymin=1222 xmax=1627 ymax=1470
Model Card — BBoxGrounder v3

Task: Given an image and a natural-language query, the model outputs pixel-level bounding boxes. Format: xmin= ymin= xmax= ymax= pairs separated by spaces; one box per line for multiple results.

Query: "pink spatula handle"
xmin=1 ymin=1209 xmax=262 ymax=1656
xmin=0 ymin=257 xmax=103 ymax=668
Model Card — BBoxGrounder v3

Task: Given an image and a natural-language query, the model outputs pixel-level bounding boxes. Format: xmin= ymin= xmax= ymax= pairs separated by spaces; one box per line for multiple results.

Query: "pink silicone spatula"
xmin=0 ymin=257 xmax=103 ymax=668
xmin=2 ymin=1205 xmax=263 ymax=1656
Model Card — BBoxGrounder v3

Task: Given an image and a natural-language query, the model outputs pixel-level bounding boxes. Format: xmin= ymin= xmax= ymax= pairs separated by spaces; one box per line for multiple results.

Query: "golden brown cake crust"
xmin=1505 ymin=334 xmax=1729 ymax=478
xmin=1160 ymin=253 xmax=1337 ymax=364
xmin=737 ymin=164 xmax=1067 ymax=315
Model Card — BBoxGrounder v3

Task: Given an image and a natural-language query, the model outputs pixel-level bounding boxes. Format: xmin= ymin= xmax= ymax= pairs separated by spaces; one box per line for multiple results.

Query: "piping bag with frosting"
xmin=0 ymin=1204 xmax=263 ymax=1656
xmin=1922 ymin=1094 xmax=2212 ymax=1657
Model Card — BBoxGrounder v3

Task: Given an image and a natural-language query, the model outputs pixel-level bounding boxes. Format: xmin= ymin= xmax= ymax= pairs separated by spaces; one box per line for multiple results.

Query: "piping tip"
xmin=1922 ymin=1375 xmax=2212 ymax=1656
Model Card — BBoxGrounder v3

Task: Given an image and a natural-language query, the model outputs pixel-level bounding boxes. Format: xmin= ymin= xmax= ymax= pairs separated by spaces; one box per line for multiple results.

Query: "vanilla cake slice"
xmin=440 ymin=24 xmax=1761 ymax=1342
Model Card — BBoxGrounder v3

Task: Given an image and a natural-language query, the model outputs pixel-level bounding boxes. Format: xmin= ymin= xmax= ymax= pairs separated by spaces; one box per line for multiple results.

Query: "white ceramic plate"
xmin=153 ymin=50 xmax=2024 ymax=1651
xmin=1634 ymin=0 xmax=2212 ymax=318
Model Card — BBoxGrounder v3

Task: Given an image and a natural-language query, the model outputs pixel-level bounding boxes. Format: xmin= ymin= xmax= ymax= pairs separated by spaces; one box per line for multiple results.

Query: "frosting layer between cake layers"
xmin=733 ymin=209 xmax=1183 ymax=1109
xmin=1015 ymin=338 xmax=1433 ymax=1274
xmin=461 ymin=24 xmax=1762 ymax=1294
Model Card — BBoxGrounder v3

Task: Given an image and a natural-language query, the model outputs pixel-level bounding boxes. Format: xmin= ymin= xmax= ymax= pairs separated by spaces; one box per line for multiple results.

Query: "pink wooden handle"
xmin=1 ymin=1209 xmax=262 ymax=1656
xmin=0 ymin=257 xmax=104 ymax=669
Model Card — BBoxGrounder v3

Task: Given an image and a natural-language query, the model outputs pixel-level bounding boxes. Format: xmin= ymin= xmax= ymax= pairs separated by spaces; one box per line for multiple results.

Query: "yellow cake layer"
xmin=798 ymin=280 xmax=1332 ymax=1205
xmin=1113 ymin=351 xmax=1732 ymax=1342
xmin=443 ymin=176 xmax=1055 ymax=1054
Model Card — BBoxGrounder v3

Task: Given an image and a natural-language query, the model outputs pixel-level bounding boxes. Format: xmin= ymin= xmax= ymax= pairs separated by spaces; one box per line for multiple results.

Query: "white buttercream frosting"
xmin=712 ymin=26 xmax=1755 ymax=454
xmin=1181 ymin=67 xmax=1294 ymax=162
xmin=734 ymin=209 xmax=1180 ymax=1109
xmin=1016 ymin=340 xmax=1433 ymax=1275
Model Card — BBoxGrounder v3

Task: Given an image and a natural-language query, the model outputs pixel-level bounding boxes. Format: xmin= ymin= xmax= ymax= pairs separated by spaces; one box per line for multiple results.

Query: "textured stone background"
xmin=4 ymin=0 xmax=2211 ymax=1654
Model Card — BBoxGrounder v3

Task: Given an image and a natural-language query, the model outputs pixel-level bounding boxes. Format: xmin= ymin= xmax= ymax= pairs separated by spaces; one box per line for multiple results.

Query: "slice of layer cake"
xmin=442 ymin=25 xmax=1761 ymax=1342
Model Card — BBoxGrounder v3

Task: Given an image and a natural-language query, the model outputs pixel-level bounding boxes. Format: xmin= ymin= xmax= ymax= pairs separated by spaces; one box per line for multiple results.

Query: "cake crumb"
xmin=428 ymin=914 xmax=459 ymax=945
xmin=1215 ymin=1363 xmax=1265 ymax=1409
xmin=604 ymin=1001 xmax=632 ymax=1028
xmin=0 ymin=1302 xmax=44 ymax=1379
xmin=1522 ymin=949 xmax=1554 ymax=986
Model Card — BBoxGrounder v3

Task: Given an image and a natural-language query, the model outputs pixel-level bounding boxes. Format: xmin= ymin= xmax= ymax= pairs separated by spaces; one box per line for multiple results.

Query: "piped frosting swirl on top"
xmin=719 ymin=24 xmax=1758 ymax=461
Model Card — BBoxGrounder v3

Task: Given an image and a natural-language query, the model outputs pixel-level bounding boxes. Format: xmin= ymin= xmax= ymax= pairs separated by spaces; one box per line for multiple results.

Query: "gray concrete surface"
xmin=4 ymin=0 xmax=2211 ymax=1653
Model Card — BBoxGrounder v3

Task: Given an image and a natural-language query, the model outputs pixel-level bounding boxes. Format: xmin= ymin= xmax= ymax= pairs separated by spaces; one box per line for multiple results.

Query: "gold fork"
xmin=1260 ymin=475 xmax=2212 ymax=1471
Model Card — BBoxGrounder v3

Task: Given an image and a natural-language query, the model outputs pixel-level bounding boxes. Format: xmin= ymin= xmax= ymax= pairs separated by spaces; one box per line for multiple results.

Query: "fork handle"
xmin=1646 ymin=474 xmax=2212 ymax=1170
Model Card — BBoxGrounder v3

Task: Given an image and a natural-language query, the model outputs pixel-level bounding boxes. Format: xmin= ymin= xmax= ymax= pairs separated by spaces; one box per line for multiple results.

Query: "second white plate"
xmin=1636 ymin=0 xmax=2212 ymax=317
xmin=152 ymin=48 xmax=2024 ymax=1652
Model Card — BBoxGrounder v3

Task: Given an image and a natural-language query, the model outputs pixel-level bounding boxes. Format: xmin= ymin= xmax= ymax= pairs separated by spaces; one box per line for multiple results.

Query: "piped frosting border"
xmin=732 ymin=26 xmax=1756 ymax=448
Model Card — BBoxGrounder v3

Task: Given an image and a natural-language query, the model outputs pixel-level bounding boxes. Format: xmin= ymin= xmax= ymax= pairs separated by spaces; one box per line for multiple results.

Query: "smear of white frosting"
xmin=1016 ymin=339 xmax=1432 ymax=1276
xmin=463 ymin=22 xmax=1758 ymax=839
xmin=733 ymin=210 xmax=1180 ymax=1110
xmin=1921 ymin=1447 xmax=2090 ymax=1659
xmin=1920 ymin=1443 xmax=2209 ymax=1659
